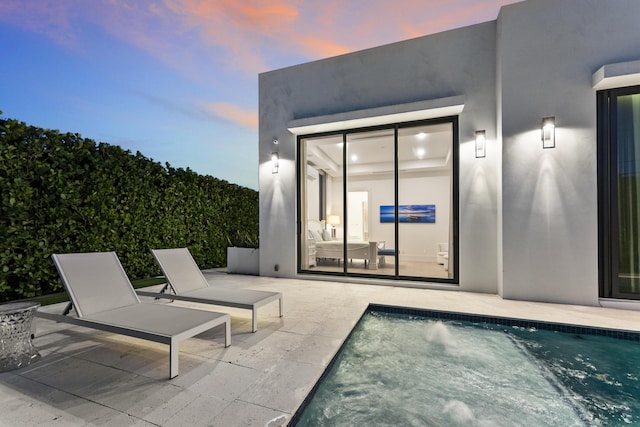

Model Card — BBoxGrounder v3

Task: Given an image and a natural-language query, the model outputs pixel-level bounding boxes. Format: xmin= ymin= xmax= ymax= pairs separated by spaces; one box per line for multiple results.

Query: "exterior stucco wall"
xmin=498 ymin=0 xmax=640 ymax=305
xmin=258 ymin=0 xmax=640 ymax=306
xmin=259 ymin=22 xmax=499 ymax=293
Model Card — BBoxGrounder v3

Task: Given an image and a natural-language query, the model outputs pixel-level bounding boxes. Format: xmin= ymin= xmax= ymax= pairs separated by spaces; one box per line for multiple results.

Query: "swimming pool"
xmin=292 ymin=305 xmax=640 ymax=426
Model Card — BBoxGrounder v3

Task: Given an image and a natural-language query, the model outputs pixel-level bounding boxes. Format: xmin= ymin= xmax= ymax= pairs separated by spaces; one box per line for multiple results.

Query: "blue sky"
xmin=0 ymin=0 xmax=519 ymax=190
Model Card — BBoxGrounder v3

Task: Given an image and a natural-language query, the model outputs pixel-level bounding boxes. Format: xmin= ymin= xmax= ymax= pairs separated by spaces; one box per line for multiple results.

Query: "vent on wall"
xmin=307 ymin=165 xmax=319 ymax=180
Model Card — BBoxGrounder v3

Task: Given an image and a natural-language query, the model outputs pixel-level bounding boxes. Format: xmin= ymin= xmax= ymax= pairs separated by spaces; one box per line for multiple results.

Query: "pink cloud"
xmin=403 ymin=0 xmax=522 ymax=36
xmin=199 ymin=101 xmax=258 ymax=129
xmin=2 ymin=0 xmax=523 ymax=131
xmin=168 ymin=0 xmax=299 ymax=28
xmin=317 ymin=0 xmax=523 ymax=53
xmin=161 ymin=0 xmax=302 ymax=74
xmin=295 ymin=36 xmax=351 ymax=59
xmin=1 ymin=0 xmax=523 ymax=79
xmin=0 ymin=0 xmax=79 ymax=48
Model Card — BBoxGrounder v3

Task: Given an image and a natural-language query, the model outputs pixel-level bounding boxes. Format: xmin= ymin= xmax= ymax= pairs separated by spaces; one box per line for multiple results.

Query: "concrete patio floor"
xmin=3 ymin=272 xmax=640 ymax=426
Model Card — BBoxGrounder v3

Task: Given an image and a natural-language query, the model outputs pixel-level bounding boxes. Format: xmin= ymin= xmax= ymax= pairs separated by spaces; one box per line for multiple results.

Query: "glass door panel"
xmin=300 ymin=134 xmax=344 ymax=273
xmin=397 ymin=123 xmax=453 ymax=279
xmin=346 ymin=130 xmax=395 ymax=275
xmin=616 ymin=93 xmax=640 ymax=296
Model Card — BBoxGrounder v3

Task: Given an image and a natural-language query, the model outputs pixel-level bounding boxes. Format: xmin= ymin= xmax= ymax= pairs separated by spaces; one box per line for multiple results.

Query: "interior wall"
xmin=498 ymin=0 xmax=640 ymax=305
xmin=329 ymin=173 xmax=451 ymax=261
xmin=306 ymin=166 xmax=320 ymax=221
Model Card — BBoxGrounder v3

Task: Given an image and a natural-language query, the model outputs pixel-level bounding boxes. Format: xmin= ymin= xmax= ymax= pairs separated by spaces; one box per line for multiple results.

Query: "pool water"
xmin=294 ymin=310 xmax=640 ymax=426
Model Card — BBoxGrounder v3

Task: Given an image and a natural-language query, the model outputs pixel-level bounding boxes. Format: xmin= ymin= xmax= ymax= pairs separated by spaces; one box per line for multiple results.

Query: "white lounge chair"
xmin=137 ymin=248 xmax=283 ymax=333
xmin=35 ymin=252 xmax=231 ymax=379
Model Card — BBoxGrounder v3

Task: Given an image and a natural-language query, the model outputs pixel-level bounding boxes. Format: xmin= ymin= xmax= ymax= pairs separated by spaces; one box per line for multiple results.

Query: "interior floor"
xmin=310 ymin=259 xmax=450 ymax=279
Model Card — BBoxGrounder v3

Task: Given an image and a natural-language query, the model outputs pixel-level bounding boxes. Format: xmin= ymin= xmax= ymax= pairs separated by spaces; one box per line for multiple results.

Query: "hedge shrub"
xmin=0 ymin=117 xmax=258 ymax=301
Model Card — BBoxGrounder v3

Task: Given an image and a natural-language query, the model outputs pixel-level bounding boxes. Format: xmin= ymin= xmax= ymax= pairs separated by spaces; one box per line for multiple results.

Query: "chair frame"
xmin=137 ymin=248 xmax=283 ymax=332
xmin=36 ymin=252 xmax=231 ymax=379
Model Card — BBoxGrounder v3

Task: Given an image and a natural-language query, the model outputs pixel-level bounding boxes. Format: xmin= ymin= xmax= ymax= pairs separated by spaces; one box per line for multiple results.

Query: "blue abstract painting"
xmin=380 ymin=205 xmax=436 ymax=223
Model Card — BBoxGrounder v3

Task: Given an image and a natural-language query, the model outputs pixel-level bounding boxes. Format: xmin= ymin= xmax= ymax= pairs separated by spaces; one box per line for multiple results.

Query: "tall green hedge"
xmin=0 ymin=117 xmax=258 ymax=301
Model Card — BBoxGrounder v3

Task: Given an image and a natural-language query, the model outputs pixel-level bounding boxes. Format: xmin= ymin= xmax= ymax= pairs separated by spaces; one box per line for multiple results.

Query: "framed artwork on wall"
xmin=380 ymin=205 xmax=435 ymax=223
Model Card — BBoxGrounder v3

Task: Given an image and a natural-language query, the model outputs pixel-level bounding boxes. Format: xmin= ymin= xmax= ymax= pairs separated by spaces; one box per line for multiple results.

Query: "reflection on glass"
xmin=617 ymin=93 xmax=640 ymax=294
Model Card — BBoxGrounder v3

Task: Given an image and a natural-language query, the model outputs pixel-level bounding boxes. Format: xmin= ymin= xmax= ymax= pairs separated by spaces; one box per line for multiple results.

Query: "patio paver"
xmin=3 ymin=272 xmax=640 ymax=426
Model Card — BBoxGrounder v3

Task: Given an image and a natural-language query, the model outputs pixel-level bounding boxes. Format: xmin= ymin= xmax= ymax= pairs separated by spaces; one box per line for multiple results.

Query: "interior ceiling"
xmin=306 ymin=123 xmax=452 ymax=177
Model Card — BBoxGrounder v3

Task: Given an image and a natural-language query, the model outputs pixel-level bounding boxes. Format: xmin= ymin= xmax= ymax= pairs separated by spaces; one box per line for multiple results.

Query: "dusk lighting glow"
xmin=0 ymin=1 xmax=522 ymax=189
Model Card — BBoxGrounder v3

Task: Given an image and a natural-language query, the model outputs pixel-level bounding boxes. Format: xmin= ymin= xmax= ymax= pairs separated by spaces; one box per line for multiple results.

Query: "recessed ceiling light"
xmin=417 ymin=132 xmax=427 ymax=140
xmin=351 ymin=154 xmax=358 ymax=162
xmin=416 ymin=148 xmax=426 ymax=158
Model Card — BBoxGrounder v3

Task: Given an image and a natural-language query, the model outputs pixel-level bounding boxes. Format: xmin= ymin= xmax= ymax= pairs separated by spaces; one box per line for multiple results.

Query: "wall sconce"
xmin=271 ymin=152 xmax=279 ymax=174
xmin=326 ymin=215 xmax=340 ymax=238
xmin=541 ymin=116 xmax=555 ymax=149
xmin=475 ymin=130 xmax=486 ymax=158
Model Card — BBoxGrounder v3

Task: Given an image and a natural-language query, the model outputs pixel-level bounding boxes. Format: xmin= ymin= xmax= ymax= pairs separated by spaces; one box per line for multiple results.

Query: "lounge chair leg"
xmin=62 ymin=302 xmax=73 ymax=316
xmin=251 ymin=307 xmax=258 ymax=333
xmin=279 ymin=297 xmax=283 ymax=318
xmin=225 ymin=320 xmax=231 ymax=347
xmin=169 ymin=342 xmax=179 ymax=379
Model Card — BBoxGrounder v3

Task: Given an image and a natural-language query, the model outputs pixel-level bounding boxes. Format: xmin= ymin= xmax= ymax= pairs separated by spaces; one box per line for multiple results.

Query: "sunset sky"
xmin=0 ymin=0 xmax=521 ymax=189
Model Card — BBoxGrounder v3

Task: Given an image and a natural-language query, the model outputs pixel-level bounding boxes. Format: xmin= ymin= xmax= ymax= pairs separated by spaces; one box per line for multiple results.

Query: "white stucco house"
xmin=257 ymin=0 xmax=640 ymax=308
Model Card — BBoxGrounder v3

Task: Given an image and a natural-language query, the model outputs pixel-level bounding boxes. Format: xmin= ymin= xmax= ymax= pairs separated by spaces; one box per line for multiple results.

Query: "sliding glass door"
xmin=599 ymin=85 xmax=640 ymax=298
xmin=346 ymin=130 xmax=395 ymax=275
xmin=299 ymin=118 xmax=457 ymax=283
xmin=397 ymin=123 xmax=453 ymax=279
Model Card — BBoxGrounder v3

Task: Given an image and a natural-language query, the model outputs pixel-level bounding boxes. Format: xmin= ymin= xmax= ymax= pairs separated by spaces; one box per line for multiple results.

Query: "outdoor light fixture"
xmin=475 ymin=130 xmax=486 ymax=158
xmin=271 ymin=152 xmax=279 ymax=174
xmin=541 ymin=116 xmax=555 ymax=149
xmin=326 ymin=215 xmax=340 ymax=238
